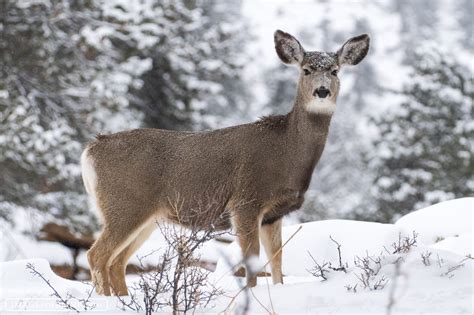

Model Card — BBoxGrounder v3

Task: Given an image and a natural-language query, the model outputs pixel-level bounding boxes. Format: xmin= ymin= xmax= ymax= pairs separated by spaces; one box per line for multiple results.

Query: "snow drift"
xmin=0 ymin=198 xmax=472 ymax=314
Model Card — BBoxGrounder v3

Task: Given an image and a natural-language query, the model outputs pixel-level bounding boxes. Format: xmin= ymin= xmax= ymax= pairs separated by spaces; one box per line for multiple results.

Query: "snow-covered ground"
xmin=1 ymin=198 xmax=472 ymax=314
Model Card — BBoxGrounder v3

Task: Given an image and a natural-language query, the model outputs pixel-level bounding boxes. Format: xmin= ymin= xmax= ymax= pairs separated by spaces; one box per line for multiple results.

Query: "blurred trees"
xmin=0 ymin=0 xmax=105 ymax=232
xmin=361 ymin=0 xmax=473 ymax=222
xmin=85 ymin=0 xmax=250 ymax=130
xmin=393 ymin=0 xmax=439 ymax=64
xmin=0 ymin=0 xmax=249 ymax=233
xmin=362 ymin=52 xmax=474 ymax=222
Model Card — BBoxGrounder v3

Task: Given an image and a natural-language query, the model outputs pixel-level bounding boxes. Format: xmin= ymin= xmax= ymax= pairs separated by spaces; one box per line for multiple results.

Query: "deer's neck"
xmin=288 ymin=99 xmax=333 ymax=142
xmin=281 ymin=99 xmax=333 ymax=191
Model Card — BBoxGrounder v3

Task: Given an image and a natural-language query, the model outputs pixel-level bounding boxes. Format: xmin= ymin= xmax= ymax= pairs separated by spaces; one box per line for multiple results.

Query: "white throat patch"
xmin=306 ymin=98 xmax=336 ymax=115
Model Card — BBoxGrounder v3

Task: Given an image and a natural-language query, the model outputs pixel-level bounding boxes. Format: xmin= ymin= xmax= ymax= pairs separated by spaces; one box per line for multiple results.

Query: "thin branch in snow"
xmin=307 ymin=251 xmax=329 ymax=281
xmin=329 ymin=235 xmax=347 ymax=273
xmin=421 ymin=251 xmax=432 ymax=266
xmin=441 ymin=255 xmax=473 ymax=278
xmin=345 ymin=283 xmax=358 ymax=293
xmin=26 ymin=263 xmax=96 ymax=313
xmin=391 ymin=231 xmax=418 ymax=254
xmin=373 ymin=276 xmax=388 ymax=290
xmin=263 ymin=265 xmax=276 ymax=314
xmin=250 ymin=288 xmax=274 ymax=314
xmin=436 ymin=254 xmax=444 ymax=268
xmin=353 ymin=252 xmax=386 ymax=291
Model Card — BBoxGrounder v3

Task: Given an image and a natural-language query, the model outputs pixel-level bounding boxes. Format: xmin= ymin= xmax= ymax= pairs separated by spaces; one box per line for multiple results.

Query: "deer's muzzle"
xmin=313 ymin=87 xmax=331 ymax=98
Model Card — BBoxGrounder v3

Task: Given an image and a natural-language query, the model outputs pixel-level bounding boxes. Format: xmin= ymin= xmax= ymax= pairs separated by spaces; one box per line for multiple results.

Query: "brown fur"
xmin=83 ymin=30 xmax=369 ymax=295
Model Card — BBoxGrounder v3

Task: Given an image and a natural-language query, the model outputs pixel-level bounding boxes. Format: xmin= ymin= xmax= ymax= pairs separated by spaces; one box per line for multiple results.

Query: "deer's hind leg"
xmin=87 ymin=204 xmax=156 ymax=296
xmin=109 ymin=219 xmax=156 ymax=296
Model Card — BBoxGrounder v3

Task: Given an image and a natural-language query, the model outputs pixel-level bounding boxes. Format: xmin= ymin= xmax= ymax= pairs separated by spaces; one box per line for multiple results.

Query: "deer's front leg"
xmin=233 ymin=212 xmax=261 ymax=288
xmin=260 ymin=218 xmax=283 ymax=284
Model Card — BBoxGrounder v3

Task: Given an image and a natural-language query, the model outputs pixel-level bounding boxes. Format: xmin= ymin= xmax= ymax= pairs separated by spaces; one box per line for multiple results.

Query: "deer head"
xmin=274 ymin=30 xmax=370 ymax=115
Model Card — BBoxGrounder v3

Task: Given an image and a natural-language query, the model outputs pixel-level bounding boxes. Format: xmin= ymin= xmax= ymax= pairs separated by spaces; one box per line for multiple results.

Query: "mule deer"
xmin=81 ymin=30 xmax=369 ymax=296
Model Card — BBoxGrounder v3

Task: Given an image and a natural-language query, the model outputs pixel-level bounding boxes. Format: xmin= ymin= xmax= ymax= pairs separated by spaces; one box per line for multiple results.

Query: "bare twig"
xmin=26 ymin=263 xmax=96 ymax=313
xmin=421 ymin=251 xmax=432 ymax=266
xmin=77 ymin=282 xmax=97 ymax=311
xmin=329 ymin=235 xmax=346 ymax=272
xmin=263 ymin=265 xmax=275 ymax=314
xmin=353 ymin=252 xmax=386 ymax=291
xmin=250 ymin=288 xmax=273 ymax=314
xmin=440 ymin=255 xmax=473 ymax=278
xmin=307 ymin=251 xmax=329 ymax=281
xmin=436 ymin=254 xmax=444 ymax=268
xmin=345 ymin=283 xmax=357 ymax=293
xmin=373 ymin=276 xmax=388 ymax=290
xmin=116 ymin=205 xmax=227 ymax=315
xmin=260 ymin=226 xmax=303 ymax=274
xmin=391 ymin=231 xmax=418 ymax=254
xmin=308 ymin=235 xmax=347 ymax=280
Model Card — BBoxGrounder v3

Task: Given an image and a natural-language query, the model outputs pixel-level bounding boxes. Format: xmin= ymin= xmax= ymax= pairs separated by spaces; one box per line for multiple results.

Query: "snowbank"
xmin=395 ymin=197 xmax=473 ymax=246
xmin=212 ymin=198 xmax=473 ymax=313
xmin=0 ymin=259 xmax=90 ymax=299
xmin=215 ymin=220 xmax=400 ymax=277
xmin=1 ymin=198 xmax=472 ymax=314
xmin=215 ymin=198 xmax=473 ymax=278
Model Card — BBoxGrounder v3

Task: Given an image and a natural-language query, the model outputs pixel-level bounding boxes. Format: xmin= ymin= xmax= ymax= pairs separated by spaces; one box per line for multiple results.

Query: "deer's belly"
xmin=164 ymin=203 xmax=232 ymax=231
xmin=262 ymin=191 xmax=305 ymax=225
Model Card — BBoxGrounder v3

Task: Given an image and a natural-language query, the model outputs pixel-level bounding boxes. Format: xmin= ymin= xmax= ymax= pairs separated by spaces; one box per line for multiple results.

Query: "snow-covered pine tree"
xmin=100 ymin=0 xmax=251 ymax=130
xmin=193 ymin=0 xmax=252 ymax=129
xmin=0 ymin=0 xmax=95 ymax=231
xmin=1 ymin=0 xmax=250 ymax=233
xmin=393 ymin=0 xmax=440 ymax=65
xmin=0 ymin=0 xmax=146 ymax=233
xmin=365 ymin=51 xmax=473 ymax=222
xmin=263 ymin=64 xmax=297 ymax=116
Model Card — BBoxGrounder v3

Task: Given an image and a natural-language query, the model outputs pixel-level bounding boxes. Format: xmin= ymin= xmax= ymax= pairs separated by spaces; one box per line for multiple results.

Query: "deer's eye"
xmin=303 ymin=69 xmax=311 ymax=76
xmin=331 ymin=69 xmax=338 ymax=76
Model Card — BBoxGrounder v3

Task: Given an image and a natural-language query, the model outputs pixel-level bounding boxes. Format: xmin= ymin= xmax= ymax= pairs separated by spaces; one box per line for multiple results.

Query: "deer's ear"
xmin=337 ymin=34 xmax=370 ymax=66
xmin=274 ymin=30 xmax=305 ymax=65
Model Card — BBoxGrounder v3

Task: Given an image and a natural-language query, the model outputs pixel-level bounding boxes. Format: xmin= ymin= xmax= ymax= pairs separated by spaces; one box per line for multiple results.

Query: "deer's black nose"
xmin=314 ymin=87 xmax=330 ymax=98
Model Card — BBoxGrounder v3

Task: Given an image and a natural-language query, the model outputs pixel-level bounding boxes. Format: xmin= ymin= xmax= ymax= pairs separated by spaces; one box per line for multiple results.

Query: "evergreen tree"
xmin=263 ymin=64 xmax=297 ymax=115
xmin=0 ymin=0 xmax=251 ymax=233
xmin=0 ymin=0 xmax=149 ymax=232
xmin=365 ymin=51 xmax=473 ymax=222
xmin=100 ymin=0 xmax=252 ymax=130
xmin=0 ymin=0 xmax=96 ymax=231
xmin=393 ymin=0 xmax=440 ymax=64
xmin=193 ymin=0 xmax=252 ymax=129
